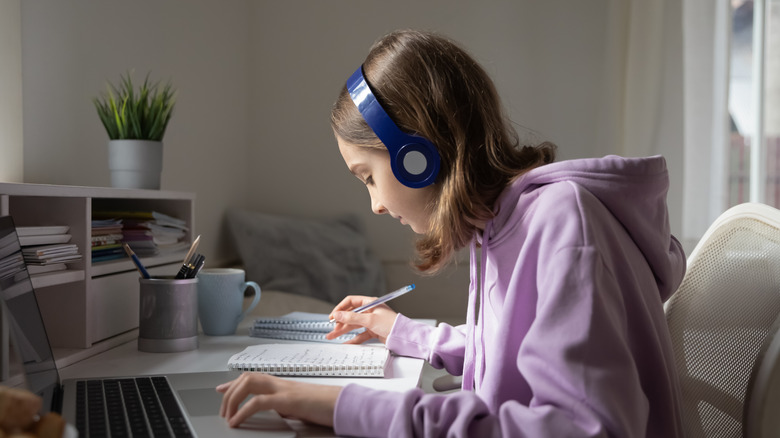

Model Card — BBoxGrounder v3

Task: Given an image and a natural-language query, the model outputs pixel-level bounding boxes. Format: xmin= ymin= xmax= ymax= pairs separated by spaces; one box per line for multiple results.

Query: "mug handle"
xmin=238 ymin=281 xmax=262 ymax=323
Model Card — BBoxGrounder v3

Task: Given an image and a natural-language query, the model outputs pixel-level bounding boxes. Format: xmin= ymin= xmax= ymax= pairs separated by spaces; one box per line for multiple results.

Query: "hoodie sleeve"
xmin=333 ymin=245 xmax=652 ymax=437
xmin=385 ymin=314 xmax=467 ymax=376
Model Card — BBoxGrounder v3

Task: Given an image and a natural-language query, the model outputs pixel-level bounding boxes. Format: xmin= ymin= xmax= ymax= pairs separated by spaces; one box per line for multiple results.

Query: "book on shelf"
xmin=22 ymin=243 xmax=82 ymax=265
xmin=91 ymin=233 xmax=123 ymax=247
xmin=92 ymin=243 xmax=122 ymax=252
xmin=19 ymin=233 xmax=72 ymax=247
xmin=92 ymin=210 xmax=189 ymax=258
xmin=22 ymin=243 xmax=78 ymax=256
xmin=91 ymin=253 xmax=125 ymax=263
xmin=93 ymin=210 xmax=187 ymax=228
xmin=227 ymin=343 xmax=389 ymax=377
xmin=16 ymin=225 xmax=72 ymax=247
xmin=249 ymin=312 xmax=366 ymax=343
xmin=91 ymin=245 xmax=123 ymax=259
xmin=92 ymin=220 xmax=123 ymax=236
xmin=15 ymin=225 xmax=70 ymax=237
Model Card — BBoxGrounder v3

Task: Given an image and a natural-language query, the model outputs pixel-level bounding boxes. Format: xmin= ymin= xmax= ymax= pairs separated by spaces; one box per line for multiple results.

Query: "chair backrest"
xmin=665 ymin=203 xmax=780 ymax=438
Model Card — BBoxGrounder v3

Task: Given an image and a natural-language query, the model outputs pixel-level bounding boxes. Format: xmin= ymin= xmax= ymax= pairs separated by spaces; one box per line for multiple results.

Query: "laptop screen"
xmin=0 ymin=215 xmax=60 ymax=412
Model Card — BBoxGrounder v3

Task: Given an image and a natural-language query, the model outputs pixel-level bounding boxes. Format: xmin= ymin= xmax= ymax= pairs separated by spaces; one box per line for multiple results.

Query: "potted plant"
xmin=93 ymin=71 xmax=176 ymax=190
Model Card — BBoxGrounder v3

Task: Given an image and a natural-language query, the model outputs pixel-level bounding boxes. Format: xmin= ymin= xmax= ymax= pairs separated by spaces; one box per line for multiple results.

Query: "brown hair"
xmin=331 ymin=29 xmax=556 ymax=274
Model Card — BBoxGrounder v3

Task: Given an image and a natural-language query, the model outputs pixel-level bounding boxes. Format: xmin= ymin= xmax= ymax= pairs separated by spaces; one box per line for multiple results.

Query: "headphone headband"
xmin=346 ymin=66 xmax=440 ymax=188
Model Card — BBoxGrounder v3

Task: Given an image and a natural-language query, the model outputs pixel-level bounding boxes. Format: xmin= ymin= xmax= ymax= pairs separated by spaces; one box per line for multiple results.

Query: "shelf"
xmin=0 ymin=182 xmax=195 ymax=350
xmin=31 ymin=269 xmax=85 ymax=289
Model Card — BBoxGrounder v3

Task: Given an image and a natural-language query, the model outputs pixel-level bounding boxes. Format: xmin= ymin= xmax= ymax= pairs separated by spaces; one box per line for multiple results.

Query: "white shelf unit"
xmin=0 ymin=182 xmax=195 ymax=349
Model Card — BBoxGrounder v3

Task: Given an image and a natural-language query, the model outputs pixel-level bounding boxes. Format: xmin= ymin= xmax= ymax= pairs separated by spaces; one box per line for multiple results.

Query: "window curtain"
xmin=681 ymin=0 xmax=729 ymax=252
xmin=605 ymin=0 xmax=686 ymax=249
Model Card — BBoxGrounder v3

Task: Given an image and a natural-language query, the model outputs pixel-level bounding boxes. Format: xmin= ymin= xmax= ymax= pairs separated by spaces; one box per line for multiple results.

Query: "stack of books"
xmin=92 ymin=211 xmax=189 ymax=257
xmin=91 ymin=219 xmax=125 ymax=262
xmin=16 ymin=226 xmax=82 ymax=274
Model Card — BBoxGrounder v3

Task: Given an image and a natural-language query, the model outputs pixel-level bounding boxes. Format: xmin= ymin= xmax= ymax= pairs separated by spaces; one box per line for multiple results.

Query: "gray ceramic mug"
xmin=197 ymin=268 xmax=261 ymax=336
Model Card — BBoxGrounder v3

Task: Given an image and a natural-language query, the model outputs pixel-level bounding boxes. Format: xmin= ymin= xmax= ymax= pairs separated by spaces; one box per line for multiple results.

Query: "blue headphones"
xmin=346 ymin=66 xmax=441 ymax=188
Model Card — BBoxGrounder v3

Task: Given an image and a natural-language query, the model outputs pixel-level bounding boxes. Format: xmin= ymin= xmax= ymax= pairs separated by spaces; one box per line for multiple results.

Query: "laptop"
xmin=0 ymin=215 xmax=297 ymax=437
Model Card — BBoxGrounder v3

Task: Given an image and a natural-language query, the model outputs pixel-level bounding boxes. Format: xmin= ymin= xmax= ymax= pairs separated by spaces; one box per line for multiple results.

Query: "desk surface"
xmin=58 ymin=318 xmax=432 ymax=437
xmin=59 ymin=318 xmax=430 ymax=393
xmin=59 ymin=318 xmax=435 ymax=391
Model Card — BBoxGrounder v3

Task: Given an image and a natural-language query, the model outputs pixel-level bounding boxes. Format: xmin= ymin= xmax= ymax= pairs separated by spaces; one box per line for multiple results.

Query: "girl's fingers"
xmin=219 ymin=373 xmax=273 ymax=419
xmin=218 ymin=374 xmax=341 ymax=428
xmin=215 ymin=381 xmax=232 ymax=393
xmin=326 ymin=310 xmax=379 ymax=340
xmin=227 ymin=394 xmax=272 ymax=427
xmin=328 ymin=295 xmax=377 ymax=319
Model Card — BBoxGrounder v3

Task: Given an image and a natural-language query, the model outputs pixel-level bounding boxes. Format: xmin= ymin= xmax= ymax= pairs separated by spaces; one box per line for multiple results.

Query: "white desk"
xmin=59 ymin=319 xmax=428 ymax=391
xmin=57 ymin=317 xmax=431 ymax=436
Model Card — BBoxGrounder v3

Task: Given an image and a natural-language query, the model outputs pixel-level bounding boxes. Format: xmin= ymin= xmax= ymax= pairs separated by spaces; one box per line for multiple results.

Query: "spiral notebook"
xmin=249 ymin=311 xmax=365 ymax=343
xmin=227 ymin=343 xmax=389 ymax=377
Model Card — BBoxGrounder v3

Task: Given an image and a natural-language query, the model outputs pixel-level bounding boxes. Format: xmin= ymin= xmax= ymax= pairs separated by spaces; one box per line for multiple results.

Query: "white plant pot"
xmin=108 ymin=140 xmax=163 ymax=190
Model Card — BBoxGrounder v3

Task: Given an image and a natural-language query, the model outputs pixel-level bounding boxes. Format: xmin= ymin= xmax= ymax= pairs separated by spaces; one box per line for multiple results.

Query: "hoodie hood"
xmin=490 ymin=155 xmax=685 ymax=301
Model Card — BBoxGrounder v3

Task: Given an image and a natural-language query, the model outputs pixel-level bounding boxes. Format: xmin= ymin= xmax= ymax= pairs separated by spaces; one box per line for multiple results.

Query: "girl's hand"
xmin=217 ymin=373 xmax=341 ymax=428
xmin=326 ymin=295 xmax=398 ymax=344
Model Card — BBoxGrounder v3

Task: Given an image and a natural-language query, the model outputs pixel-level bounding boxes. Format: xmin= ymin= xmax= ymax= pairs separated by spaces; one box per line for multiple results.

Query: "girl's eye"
xmin=365 ymin=176 xmax=374 ymax=186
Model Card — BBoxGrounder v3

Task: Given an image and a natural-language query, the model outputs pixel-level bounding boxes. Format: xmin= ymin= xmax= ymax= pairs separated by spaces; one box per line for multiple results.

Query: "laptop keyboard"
xmin=76 ymin=376 xmax=193 ymax=437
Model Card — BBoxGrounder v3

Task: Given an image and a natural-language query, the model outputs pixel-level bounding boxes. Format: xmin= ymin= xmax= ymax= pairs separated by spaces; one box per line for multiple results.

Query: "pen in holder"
xmin=175 ymin=253 xmax=205 ymax=279
xmin=175 ymin=235 xmax=202 ymax=279
xmin=123 ymin=243 xmax=150 ymax=279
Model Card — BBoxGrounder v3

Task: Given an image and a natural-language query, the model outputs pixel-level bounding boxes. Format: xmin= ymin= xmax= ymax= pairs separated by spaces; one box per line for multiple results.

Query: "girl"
xmin=218 ymin=29 xmax=686 ymax=437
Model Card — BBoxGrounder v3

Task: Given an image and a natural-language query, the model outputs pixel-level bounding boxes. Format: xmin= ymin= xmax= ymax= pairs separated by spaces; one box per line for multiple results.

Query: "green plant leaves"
xmin=92 ymin=71 xmax=176 ymax=141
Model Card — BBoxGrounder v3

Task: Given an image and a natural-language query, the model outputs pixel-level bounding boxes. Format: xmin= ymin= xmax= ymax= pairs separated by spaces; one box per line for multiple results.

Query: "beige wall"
xmin=19 ymin=1 xmax=251 ymax=260
xmin=11 ymin=1 xmax=683 ymax=322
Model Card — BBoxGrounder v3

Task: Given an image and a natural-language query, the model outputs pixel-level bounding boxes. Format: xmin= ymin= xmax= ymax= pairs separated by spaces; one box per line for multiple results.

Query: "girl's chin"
xmin=409 ymin=224 xmax=426 ymax=235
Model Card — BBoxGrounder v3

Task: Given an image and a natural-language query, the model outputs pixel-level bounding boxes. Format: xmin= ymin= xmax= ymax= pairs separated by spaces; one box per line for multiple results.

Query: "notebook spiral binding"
xmin=226 ymin=362 xmax=384 ymax=376
xmin=248 ymin=329 xmax=358 ymax=342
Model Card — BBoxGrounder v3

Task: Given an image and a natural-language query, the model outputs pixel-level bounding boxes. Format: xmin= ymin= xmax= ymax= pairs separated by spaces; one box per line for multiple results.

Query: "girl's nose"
xmin=371 ymin=196 xmax=387 ymax=215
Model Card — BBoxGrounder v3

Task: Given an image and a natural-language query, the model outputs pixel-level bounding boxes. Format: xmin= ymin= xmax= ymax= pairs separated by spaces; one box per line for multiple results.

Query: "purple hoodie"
xmin=334 ymin=155 xmax=686 ymax=437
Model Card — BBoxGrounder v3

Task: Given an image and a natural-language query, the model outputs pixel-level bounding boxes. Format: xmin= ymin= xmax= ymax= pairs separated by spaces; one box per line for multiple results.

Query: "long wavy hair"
xmin=331 ymin=29 xmax=556 ymax=274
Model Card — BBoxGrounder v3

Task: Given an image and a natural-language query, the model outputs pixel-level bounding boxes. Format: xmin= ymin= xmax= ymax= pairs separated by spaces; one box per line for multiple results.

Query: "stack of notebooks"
xmin=250 ymin=312 xmax=366 ymax=343
xmin=16 ymin=226 xmax=82 ymax=274
xmin=91 ymin=219 xmax=124 ymax=262
xmin=91 ymin=211 xmax=189 ymax=259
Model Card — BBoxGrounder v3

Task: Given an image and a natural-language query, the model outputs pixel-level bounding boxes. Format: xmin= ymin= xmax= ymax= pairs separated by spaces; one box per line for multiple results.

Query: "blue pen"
xmin=123 ymin=243 xmax=151 ymax=279
xmin=329 ymin=284 xmax=415 ymax=323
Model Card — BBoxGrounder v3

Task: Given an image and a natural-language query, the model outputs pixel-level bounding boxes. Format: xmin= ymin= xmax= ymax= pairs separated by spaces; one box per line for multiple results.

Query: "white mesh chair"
xmin=665 ymin=203 xmax=780 ymax=438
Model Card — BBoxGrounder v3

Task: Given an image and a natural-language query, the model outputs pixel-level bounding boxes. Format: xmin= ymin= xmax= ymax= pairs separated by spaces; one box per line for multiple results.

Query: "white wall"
xmin=0 ymin=0 xmax=23 ymax=182
xmin=14 ymin=1 xmax=684 ymax=321
xmin=246 ymin=1 xmax=621 ymax=264
xmin=20 ymin=1 xmax=251 ymax=260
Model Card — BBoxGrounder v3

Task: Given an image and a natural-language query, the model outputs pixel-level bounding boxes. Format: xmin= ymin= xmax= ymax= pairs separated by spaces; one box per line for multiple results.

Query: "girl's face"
xmin=337 ymin=136 xmax=437 ymax=234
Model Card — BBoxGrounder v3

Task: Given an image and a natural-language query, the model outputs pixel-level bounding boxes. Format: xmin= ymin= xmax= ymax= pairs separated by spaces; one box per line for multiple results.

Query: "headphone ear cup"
xmin=391 ymin=140 xmax=441 ymax=188
xmin=347 ymin=66 xmax=441 ymax=188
